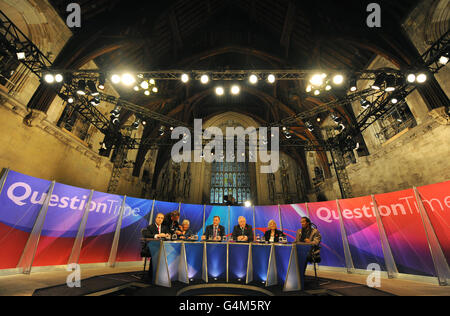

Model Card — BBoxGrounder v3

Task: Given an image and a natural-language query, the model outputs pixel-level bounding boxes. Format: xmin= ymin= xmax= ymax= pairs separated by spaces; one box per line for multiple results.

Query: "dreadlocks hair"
xmin=302 ymin=217 xmax=318 ymax=229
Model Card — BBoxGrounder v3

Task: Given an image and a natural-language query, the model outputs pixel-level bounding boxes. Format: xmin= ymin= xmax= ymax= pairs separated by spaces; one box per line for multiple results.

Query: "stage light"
xmin=132 ymin=118 xmax=141 ymax=129
xmin=249 ymin=74 xmax=258 ymax=84
xmin=416 ymin=73 xmax=427 ymax=83
xmin=142 ymin=120 xmax=147 ymax=126
xmin=371 ymin=74 xmax=385 ymax=90
xmin=361 ymin=99 xmax=372 ymax=109
xmin=149 ymin=79 xmax=155 ymax=85
xmin=325 ymin=85 xmax=332 ymax=91
xmin=310 ymin=74 xmax=324 ymax=86
xmin=181 ymin=73 xmax=189 ymax=83
xmin=306 ymin=122 xmax=314 ymax=132
xmin=55 ymin=74 xmax=64 ymax=83
xmin=231 ymin=85 xmax=240 ymax=95
xmin=385 ymin=75 xmax=396 ymax=92
xmin=68 ymin=97 xmax=74 ymax=104
xmin=121 ymin=73 xmax=136 ymax=86
xmin=267 ymin=74 xmax=276 ymax=84
xmin=244 ymin=201 xmax=252 ymax=208
xmin=391 ymin=98 xmax=398 ymax=104
xmin=215 ymin=86 xmax=224 ymax=96
xmin=314 ymin=90 xmax=320 ymax=96
xmin=439 ymin=54 xmax=449 ymax=65
xmin=200 ymin=74 xmax=209 ymax=84
xmin=159 ymin=126 xmax=166 ymax=136
xmin=407 ymin=74 xmax=416 ymax=83
xmin=349 ymin=77 xmax=357 ymax=92
xmin=140 ymin=81 xmax=149 ymax=90
xmin=306 ymin=85 xmax=312 ymax=93
xmin=133 ymin=86 xmax=139 ymax=92
xmin=317 ymin=116 xmax=321 ymax=123
xmin=44 ymin=74 xmax=55 ymax=84
xmin=87 ymin=80 xmax=99 ymax=96
xmin=144 ymin=90 xmax=150 ymax=96
xmin=16 ymin=52 xmax=26 ymax=60
xmin=111 ymin=74 xmax=121 ymax=84
xmin=90 ymin=97 xmax=100 ymax=106
xmin=98 ymin=75 xmax=106 ymax=90
xmin=152 ymin=87 xmax=158 ymax=93
xmin=76 ymin=80 xmax=86 ymax=95
xmin=332 ymin=74 xmax=344 ymax=85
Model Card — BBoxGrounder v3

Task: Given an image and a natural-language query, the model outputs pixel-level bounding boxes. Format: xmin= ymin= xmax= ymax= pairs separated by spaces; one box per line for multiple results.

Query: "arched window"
xmin=210 ymin=162 xmax=251 ymax=205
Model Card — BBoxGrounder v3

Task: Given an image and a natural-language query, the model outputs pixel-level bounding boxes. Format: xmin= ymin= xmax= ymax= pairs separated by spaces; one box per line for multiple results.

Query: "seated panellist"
xmin=232 ymin=216 xmax=254 ymax=243
xmin=202 ymin=216 xmax=225 ymax=241
xmin=179 ymin=219 xmax=196 ymax=240
xmin=263 ymin=220 xmax=286 ymax=243
xmin=143 ymin=213 xmax=171 ymax=240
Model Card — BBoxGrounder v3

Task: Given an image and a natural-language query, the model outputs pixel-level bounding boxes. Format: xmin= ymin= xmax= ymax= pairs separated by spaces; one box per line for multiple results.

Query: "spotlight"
xmin=159 ymin=126 xmax=166 ymax=136
xmin=181 ymin=73 xmax=189 ymax=83
xmin=44 ymin=74 xmax=55 ymax=84
xmin=306 ymin=122 xmax=314 ymax=132
xmin=314 ymin=90 xmax=320 ymax=96
xmin=407 ymin=74 xmax=416 ymax=83
xmin=149 ymin=79 xmax=156 ymax=85
xmin=142 ymin=120 xmax=147 ymax=126
xmin=144 ymin=90 xmax=150 ymax=96
xmin=325 ymin=85 xmax=332 ymax=91
xmin=152 ymin=87 xmax=158 ymax=93
xmin=249 ymin=74 xmax=258 ymax=84
xmin=90 ymin=97 xmax=100 ymax=106
xmin=371 ymin=74 xmax=385 ymax=90
xmin=267 ymin=74 xmax=276 ymax=84
xmin=306 ymin=85 xmax=312 ymax=93
xmin=215 ymin=86 xmax=224 ymax=96
xmin=361 ymin=99 xmax=372 ymax=109
xmin=244 ymin=201 xmax=252 ymax=208
xmin=133 ymin=86 xmax=140 ymax=92
xmin=310 ymin=74 xmax=324 ymax=86
xmin=331 ymin=114 xmax=342 ymax=124
xmin=55 ymin=74 xmax=64 ymax=83
xmin=332 ymin=74 xmax=344 ymax=85
xmin=316 ymin=116 xmax=321 ymax=123
xmin=16 ymin=52 xmax=26 ymax=60
xmin=98 ymin=74 xmax=106 ymax=90
xmin=200 ymin=74 xmax=209 ymax=84
xmin=132 ymin=118 xmax=141 ymax=129
xmin=349 ymin=77 xmax=357 ymax=92
xmin=76 ymin=80 xmax=86 ymax=95
xmin=68 ymin=97 xmax=74 ymax=104
xmin=385 ymin=75 xmax=396 ymax=92
xmin=416 ymin=73 xmax=427 ymax=83
xmin=439 ymin=54 xmax=449 ymax=65
xmin=87 ymin=80 xmax=99 ymax=96
xmin=391 ymin=98 xmax=398 ymax=104
xmin=140 ymin=81 xmax=149 ymax=90
xmin=110 ymin=106 xmax=121 ymax=118
xmin=121 ymin=73 xmax=136 ymax=86
xmin=231 ymin=85 xmax=240 ymax=95
xmin=111 ymin=74 xmax=121 ymax=84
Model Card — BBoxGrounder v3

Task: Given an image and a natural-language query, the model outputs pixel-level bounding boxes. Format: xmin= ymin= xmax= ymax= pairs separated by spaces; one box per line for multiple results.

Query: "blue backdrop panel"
xmin=251 ymin=244 xmax=271 ymax=283
xmin=204 ymin=206 xmax=230 ymax=236
xmin=296 ymin=244 xmax=311 ymax=290
xmin=185 ymin=242 xmax=203 ymax=280
xmin=280 ymin=204 xmax=308 ymax=242
xmin=228 ymin=243 xmax=249 ymax=280
xmin=230 ymin=206 xmax=254 ymax=234
xmin=275 ymin=245 xmax=292 ymax=284
xmin=147 ymin=241 xmax=162 ymax=280
xmin=179 ymin=204 xmax=204 ymax=239
xmin=165 ymin=242 xmax=182 ymax=281
xmin=254 ymin=205 xmax=281 ymax=239
xmin=206 ymin=243 xmax=227 ymax=279
xmin=152 ymin=201 xmax=179 ymax=223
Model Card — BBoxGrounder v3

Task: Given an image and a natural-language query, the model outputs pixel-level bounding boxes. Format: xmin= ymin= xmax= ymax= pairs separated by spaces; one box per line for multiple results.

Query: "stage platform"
xmin=1 ymin=265 xmax=448 ymax=296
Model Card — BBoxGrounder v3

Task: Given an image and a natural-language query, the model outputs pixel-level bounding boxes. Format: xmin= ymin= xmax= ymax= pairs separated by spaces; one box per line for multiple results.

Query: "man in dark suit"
xmin=202 ymin=216 xmax=225 ymax=241
xmin=232 ymin=216 xmax=254 ymax=242
xmin=163 ymin=210 xmax=182 ymax=236
xmin=143 ymin=213 xmax=170 ymax=239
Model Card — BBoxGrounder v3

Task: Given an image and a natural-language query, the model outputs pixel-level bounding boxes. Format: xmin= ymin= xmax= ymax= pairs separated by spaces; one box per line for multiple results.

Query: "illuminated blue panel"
xmin=206 ymin=243 xmax=227 ymax=279
xmin=296 ymin=244 xmax=311 ymax=290
xmin=275 ymin=245 xmax=292 ymax=284
xmin=185 ymin=242 xmax=203 ymax=280
xmin=229 ymin=243 xmax=249 ymax=280
xmin=147 ymin=241 xmax=162 ymax=280
xmin=252 ymin=244 xmax=271 ymax=283
xmin=164 ymin=242 xmax=182 ymax=281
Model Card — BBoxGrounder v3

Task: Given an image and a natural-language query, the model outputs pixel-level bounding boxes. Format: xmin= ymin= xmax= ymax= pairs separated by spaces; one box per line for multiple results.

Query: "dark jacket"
xmin=142 ymin=223 xmax=170 ymax=239
xmin=163 ymin=215 xmax=180 ymax=235
xmin=204 ymin=225 xmax=226 ymax=240
xmin=232 ymin=224 xmax=254 ymax=242
xmin=179 ymin=229 xmax=195 ymax=239
xmin=263 ymin=229 xmax=285 ymax=243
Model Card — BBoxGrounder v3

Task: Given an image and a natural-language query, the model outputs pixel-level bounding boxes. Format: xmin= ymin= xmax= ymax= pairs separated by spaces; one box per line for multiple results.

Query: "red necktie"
xmin=158 ymin=225 xmax=160 ymax=234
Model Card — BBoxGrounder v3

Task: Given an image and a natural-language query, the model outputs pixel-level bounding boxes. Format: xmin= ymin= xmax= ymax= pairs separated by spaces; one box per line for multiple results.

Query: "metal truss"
xmin=0 ymin=10 xmax=52 ymax=77
xmin=327 ymin=129 xmax=353 ymax=199
xmin=420 ymin=30 xmax=449 ymax=73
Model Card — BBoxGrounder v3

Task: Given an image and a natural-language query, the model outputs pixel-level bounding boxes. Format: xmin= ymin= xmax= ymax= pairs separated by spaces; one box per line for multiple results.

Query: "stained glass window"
xmin=210 ymin=162 xmax=251 ymax=205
